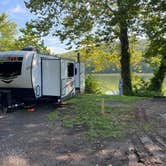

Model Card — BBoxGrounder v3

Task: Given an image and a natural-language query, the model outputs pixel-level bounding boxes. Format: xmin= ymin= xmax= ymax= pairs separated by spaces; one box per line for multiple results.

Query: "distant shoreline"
xmin=92 ymin=73 xmax=153 ymax=76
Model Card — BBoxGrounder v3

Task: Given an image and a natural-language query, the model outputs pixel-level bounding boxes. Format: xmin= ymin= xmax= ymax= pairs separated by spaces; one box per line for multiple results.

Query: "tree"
xmin=78 ymin=35 xmax=120 ymax=72
xmin=143 ymin=0 xmax=166 ymax=92
xmin=60 ymin=37 xmax=146 ymax=74
xmin=78 ymin=36 xmax=143 ymax=73
xmin=25 ymin=0 xmax=145 ymax=95
xmin=15 ymin=23 xmax=50 ymax=54
xmin=0 ymin=13 xmax=17 ymax=51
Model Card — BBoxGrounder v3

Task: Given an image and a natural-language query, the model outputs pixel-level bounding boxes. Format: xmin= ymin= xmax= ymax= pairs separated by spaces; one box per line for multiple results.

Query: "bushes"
xmin=85 ymin=74 xmax=102 ymax=94
xmin=132 ymin=75 xmax=149 ymax=92
xmin=132 ymin=75 xmax=163 ymax=97
xmin=85 ymin=73 xmax=165 ymax=96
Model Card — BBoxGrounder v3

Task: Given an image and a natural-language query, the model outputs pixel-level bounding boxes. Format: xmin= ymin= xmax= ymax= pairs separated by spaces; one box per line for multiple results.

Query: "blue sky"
xmin=0 ymin=0 xmax=67 ymax=54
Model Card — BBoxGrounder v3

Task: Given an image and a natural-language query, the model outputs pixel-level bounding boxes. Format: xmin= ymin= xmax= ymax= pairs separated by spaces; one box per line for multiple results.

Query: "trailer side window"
xmin=75 ymin=68 xmax=77 ymax=75
xmin=68 ymin=63 xmax=74 ymax=77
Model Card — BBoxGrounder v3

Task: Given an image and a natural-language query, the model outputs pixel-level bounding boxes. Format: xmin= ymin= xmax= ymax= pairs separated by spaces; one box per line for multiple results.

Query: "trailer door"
xmin=41 ymin=59 xmax=60 ymax=96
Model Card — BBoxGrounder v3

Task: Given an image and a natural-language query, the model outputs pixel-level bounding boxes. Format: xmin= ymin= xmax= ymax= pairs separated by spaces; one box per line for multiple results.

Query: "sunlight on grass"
xmin=48 ymin=94 xmax=146 ymax=139
xmin=47 ymin=111 xmax=59 ymax=121
xmin=143 ymin=122 xmax=154 ymax=133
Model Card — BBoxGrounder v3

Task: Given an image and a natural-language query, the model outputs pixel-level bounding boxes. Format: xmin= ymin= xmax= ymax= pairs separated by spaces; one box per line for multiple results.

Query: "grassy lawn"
xmin=48 ymin=94 xmax=146 ymax=139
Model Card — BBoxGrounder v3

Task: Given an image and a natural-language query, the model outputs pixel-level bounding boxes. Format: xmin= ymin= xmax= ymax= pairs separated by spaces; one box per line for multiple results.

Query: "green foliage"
xmin=0 ymin=13 xmax=50 ymax=54
xmin=25 ymin=0 xmax=143 ymax=45
xmin=163 ymin=87 xmax=166 ymax=96
xmin=15 ymin=23 xmax=50 ymax=54
xmin=61 ymin=37 xmax=146 ymax=73
xmin=48 ymin=94 xmax=145 ymax=139
xmin=143 ymin=0 xmax=166 ymax=58
xmin=132 ymin=75 xmax=163 ymax=97
xmin=148 ymin=61 xmax=166 ymax=92
xmin=134 ymin=89 xmax=163 ymax=97
xmin=132 ymin=75 xmax=150 ymax=92
xmin=80 ymin=42 xmax=120 ymax=72
xmin=25 ymin=0 xmax=146 ymax=95
xmin=0 ymin=13 xmax=17 ymax=51
xmin=85 ymin=74 xmax=102 ymax=94
xmin=25 ymin=0 xmax=165 ymax=95
xmin=143 ymin=0 xmax=166 ymax=91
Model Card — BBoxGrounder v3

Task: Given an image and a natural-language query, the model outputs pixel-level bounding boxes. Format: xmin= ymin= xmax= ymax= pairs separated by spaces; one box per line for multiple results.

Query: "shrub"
xmin=132 ymin=75 xmax=150 ymax=92
xmin=85 ymin=74 xmax=102 ymax=94
xmin=132 ymin=75 xmax=163 ymax=97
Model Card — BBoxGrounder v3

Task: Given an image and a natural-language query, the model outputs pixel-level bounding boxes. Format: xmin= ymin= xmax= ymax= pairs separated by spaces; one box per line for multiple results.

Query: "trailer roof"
xmin=0 ymin=50 xmax=76 ymax=62
xmin=0 ymin=50 xmax=35 ymax=56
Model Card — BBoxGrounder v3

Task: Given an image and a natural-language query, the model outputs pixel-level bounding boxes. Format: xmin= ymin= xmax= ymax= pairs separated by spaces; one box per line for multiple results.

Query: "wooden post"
xmin=101 ymin=98 xmax=105 ymax=115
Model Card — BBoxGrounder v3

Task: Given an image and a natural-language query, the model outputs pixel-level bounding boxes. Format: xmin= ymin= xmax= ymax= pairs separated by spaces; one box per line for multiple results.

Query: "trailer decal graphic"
xmin=64 ymin=80 xmax=74 ymax=88
xmin=1 ymin=80 xmax=13 ymax=84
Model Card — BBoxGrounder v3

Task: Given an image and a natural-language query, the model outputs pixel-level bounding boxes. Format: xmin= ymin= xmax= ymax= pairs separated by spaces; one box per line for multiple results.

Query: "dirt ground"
xmin=0 ymin=98 xmax=166 ymax=166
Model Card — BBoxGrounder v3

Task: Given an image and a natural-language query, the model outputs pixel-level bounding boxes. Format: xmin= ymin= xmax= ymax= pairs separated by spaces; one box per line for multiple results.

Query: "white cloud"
xmin=9 ymin=4 xmax=27 ymax=14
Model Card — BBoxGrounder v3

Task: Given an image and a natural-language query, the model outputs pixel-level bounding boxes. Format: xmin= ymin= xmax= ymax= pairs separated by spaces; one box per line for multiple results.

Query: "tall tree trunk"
xmin=149 ymin=55 xmax=166 ymax=92
xmin=119 ymin=25 xmax=132 ymax=95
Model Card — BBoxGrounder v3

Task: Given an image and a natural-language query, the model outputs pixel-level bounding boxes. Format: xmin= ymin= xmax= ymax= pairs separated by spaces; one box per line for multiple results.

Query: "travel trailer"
xmin=0 ymin=48 xmax=85 ymax=112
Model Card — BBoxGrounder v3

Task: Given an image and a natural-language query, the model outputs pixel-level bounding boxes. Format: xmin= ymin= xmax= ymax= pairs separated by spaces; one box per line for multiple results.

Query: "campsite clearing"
xmin=0 ymin=95 xmax=166 ymax=166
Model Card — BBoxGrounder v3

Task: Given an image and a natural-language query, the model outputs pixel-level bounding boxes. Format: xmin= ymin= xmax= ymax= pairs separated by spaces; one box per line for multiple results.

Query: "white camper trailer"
xmin=0 ymin=49 xmax=85 ymax=111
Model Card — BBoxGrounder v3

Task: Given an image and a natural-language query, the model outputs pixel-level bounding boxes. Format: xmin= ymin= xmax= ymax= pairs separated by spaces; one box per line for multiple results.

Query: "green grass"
xmin=48 ymin=94 xmax=146 ymax=139
xmin=143 ymin=122 xmax=154 ymax=133
xmin=47 ymin=111 xmax=59 ymax=121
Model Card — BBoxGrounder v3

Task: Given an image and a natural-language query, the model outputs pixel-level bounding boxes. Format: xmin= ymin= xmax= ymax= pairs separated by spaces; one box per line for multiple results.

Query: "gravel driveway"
xmin=0 ymin=99 xmax=166 ymax=166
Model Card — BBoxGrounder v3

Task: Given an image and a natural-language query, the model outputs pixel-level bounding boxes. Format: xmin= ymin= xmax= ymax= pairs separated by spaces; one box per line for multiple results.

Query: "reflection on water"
xmin=105 ymin=90 xmax=119 ymax=95
xmin=93 ymin=73 xmax=166 ymax=95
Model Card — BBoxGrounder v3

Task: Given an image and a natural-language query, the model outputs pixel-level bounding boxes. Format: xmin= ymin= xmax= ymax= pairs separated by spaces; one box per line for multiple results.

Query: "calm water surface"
xmin=93 ymin=73 xmax=166 ymax=94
